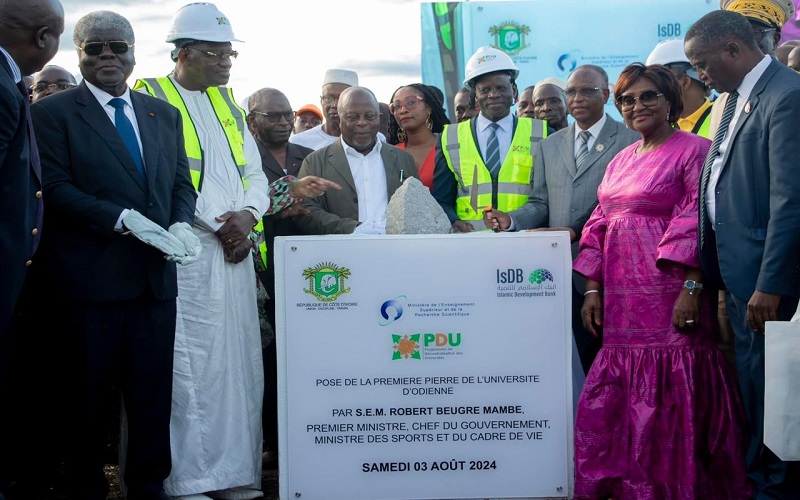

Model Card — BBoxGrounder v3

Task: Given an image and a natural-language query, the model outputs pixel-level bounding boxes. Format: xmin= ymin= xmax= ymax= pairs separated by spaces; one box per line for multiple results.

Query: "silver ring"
xmin=685 ymin=320 xmax=695 ymax=324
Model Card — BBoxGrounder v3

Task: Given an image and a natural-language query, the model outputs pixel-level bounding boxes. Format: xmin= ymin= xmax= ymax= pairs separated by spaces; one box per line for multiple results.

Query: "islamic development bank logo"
xmin=489 ymin=20 xmax=530 ymax=56
xmin=302 ymin=262 xmax=351 ymax=302
xmin=529 ymin=268 xmax=554 ymax=285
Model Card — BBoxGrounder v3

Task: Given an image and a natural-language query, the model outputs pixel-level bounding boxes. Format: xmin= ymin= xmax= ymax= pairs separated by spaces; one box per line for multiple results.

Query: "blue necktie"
xmin=699 ymin=91 xmax=738 ymax=248
xmin=108 ymin=97 xmax=146 ymax=180
xmin=485 ymin=122 xmax=501 ymax=176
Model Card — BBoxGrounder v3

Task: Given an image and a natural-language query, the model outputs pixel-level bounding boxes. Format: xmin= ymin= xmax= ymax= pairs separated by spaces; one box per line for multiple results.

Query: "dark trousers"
xmin=63 ymin=295 xmax=176 ymax=500
xmin=726 ymin=291 xmax=800 ymax=499
xmin=572 ymin=284 xmax=602 ymax=375
xmin=258 ymin=270 xmax=279 ymax=456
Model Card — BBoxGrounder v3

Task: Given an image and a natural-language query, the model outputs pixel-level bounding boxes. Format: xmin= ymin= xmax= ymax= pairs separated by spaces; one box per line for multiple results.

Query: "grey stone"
xmin=386 ymin=177 xmax=452 ymax=234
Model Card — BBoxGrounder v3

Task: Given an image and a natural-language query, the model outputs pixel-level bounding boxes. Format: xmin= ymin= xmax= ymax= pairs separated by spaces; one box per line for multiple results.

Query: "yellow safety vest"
xmin=133 ymin=77 xmax=267 ymax=269
xmin=441 ymin=117 xmax=546 ymax=220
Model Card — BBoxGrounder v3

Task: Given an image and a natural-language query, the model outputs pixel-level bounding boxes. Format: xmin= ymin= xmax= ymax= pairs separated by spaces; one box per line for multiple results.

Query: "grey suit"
xmin=294 ymin=139 xmax=418 ymax=234
xmin=511 ymin=115 xmax=638 ymax=262
xmin=510 ymin=115 xmax=637 ymax=373
xmin=699 ymin=59 xmax=800 ymax=497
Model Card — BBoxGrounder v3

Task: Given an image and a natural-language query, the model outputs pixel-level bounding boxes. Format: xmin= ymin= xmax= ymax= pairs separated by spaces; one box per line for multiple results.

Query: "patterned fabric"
xmin=573 ymin=131 xmax=748 ymax=499
xmin=484 ymin=122 xmax=501 ymax=175
xmin=575 ymin=130 xmax=591 ymax=171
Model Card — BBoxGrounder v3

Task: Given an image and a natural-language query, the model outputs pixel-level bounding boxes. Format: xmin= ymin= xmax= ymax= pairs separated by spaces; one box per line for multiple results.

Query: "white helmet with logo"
xmin=646 ymin=38 xmax=700 ymax=81
xmin=463 ymin=46 xmax=519 ymax=88
xmin=166 ymin=2 xmax=242 ymax=43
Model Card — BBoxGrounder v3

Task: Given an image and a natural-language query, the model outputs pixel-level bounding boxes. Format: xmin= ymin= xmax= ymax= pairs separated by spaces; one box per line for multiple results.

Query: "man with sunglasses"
xmin=29 ymin=64 xmax=75 ymax=103
xmin=29 ymin=9 xmax=199 ymax=498
xmin=686 ymin=10 xmax=800 ymax=498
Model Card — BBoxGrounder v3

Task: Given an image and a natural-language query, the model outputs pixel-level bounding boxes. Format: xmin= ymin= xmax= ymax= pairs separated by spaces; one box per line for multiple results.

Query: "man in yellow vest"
xmin=134 ymin=3 xmax=336 ymax=499
xmin=432 ymin=46 xmax=548 ymax=232
xmin=646 ymin=38 xmax=713 ymax=138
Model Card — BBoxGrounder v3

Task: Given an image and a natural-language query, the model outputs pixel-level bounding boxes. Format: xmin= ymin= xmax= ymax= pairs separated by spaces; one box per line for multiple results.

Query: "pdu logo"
xmin=497 ymin=268 xmax=525 ymax=284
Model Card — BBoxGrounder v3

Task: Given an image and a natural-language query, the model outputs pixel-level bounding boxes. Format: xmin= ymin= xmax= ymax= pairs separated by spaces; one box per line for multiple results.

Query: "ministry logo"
xmin=379 ymin=295 xmax=406 ymax=326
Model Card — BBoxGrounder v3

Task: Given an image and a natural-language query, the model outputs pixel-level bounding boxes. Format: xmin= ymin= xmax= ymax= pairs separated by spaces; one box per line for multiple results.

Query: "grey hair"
xmin=73 ymin=10 xmax=134 ymax=46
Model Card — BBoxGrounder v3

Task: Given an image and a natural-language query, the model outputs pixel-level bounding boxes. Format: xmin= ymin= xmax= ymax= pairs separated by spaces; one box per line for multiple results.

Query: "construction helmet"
xmin=166 ymin=2 xmax=242 ymax=43
xmin=463 ymin=46 xmax=519 ymax=88
xmin=646 ymin=38 xmax=700 ymax=82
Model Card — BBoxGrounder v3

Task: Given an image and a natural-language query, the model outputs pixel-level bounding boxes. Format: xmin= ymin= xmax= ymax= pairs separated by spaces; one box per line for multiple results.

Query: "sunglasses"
xmin=616 ymin=90 xmax=664 ymax=109
xmin=390 ymin=96 xmax=425 ymax=113
xmin=564 ymin=86 xmax=601 ymax=99
xmin=251 ymin=110 xmax=295 ymax=123
xmin=187 ymin=46 xmax=238 ymax=62
xmin=79 ymin=41 xmax=134 ymax=56
xmin=31 ymin=82 xmax=77 ymax=94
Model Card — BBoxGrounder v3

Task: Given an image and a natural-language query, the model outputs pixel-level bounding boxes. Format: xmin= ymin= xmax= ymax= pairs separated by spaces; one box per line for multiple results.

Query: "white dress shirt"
xmin=476 ymin=112 xmax=514 ymax=167
xmin=342 ymin=137 xmax=388 ymax=223
xmin=0 ymin=45 xmax=22 ymax=83
xmin=574 ymin=113 xmax=607 ymax=155
xmin=706 ymin=54 xmax=771 ymax=225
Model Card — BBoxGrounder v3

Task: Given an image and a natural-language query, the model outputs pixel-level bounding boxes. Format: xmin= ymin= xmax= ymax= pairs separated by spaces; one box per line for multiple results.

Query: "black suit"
xmin=30 ymin=82 xmax=196 ymax=499
xmin=254 ymin=138 xmax=312 ymax=457
xmin=0 ymin=51 xmax=43 ymax=495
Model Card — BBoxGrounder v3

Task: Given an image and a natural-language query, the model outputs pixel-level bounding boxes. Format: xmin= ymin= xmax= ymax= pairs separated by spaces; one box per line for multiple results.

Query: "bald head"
xmin=246 ymin=87 xmax=294 ymax=146
xmin=249 ymin=87 xmax=289 ymax=112
xmin=30 ymin=64 xmax=76 ymax=102
xmin=776 ymin=40 xmax=800 ymax=65
xmin=789 ymin=46 xmax=800 ymax=72
xmin=338 ymin=87 xmax=380 ymax=154
xmin=0 ymin=0 xmax=64 ymax=75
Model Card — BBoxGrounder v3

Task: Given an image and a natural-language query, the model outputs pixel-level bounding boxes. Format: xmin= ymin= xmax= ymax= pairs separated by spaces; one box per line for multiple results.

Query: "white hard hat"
xmin=646 ymin=38 xmax=700 ymax=82
xmin=166 ymin=2 xmax=242 ymax=43
xmin=463 ymin=46 xmax=519 ymax=88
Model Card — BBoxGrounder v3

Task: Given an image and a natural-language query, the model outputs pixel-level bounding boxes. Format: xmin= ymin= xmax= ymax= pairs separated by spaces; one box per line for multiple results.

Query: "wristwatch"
xmin=242 ymin=206 xmax=261 ymax=227
xmin=683 ymin=280 xmax=704 ymax=295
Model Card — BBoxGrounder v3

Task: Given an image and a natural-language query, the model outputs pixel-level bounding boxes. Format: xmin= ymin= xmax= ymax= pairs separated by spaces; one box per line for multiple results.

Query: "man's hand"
xmin=747 ymin=290 xmax=782 ymax=332
xmin=290 ymin=176 xmax=342 ymax=198
xmin=451 ymin=220 xmax=475 ymax=233
xmin=525 ymin=226 xmax=578 ymax=243
xmin=278 ymin=203 xmax=310 ymax=219
xmin=483 ymin=209 xmax=511 ymax=231
xmin=215 ymin=210 xmax=254 ymax=247
xmin=223 ymin=237 xmax=253 ymax=264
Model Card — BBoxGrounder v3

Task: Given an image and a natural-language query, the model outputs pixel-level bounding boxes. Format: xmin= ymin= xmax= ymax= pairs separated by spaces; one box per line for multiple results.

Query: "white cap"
xmin=166 ymin=2 xmax=242 ymax=43
xmin=534 ymin=77 xmax=566 ymax=91
xmin=323 ymin=69 xmax=358 ymax=87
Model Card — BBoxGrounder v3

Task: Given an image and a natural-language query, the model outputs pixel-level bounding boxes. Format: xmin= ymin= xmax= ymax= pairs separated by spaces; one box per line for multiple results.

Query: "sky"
xmin=51 ymin=0 xmax=429 ymax=110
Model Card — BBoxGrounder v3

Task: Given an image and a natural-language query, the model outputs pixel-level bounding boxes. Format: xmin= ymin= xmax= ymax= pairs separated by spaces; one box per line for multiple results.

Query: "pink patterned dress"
xmin=573 ymin=131 xmax=748 ymax=499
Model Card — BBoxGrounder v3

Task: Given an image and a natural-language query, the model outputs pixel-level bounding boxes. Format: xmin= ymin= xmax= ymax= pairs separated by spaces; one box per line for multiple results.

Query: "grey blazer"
xmin=293 ymin=139 xmax=418 ymax=234
xmin=700 ymin=59 xmax=800 ymax=301
xmin=511 ymin=115 xmax=638 ymax=261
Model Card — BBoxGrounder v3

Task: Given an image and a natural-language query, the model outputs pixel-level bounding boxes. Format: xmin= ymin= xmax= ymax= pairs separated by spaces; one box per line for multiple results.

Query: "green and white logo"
xmin=302 ymin=262 xmax=351 ymax=302
xmin=489 ymin=20 xmax=530 ymax=56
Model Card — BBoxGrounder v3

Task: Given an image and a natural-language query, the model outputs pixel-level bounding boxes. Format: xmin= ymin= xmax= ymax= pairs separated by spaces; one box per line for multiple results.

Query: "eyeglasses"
xmin=753 ymin=27 xmax=776 ymax=41
xmin=321 ymin=95 xmax=339 ymax=106
xmin=78 ymin=41 xmax=134 ymax=56
xmin=389 ymin=96 xmax=425 ymax=113
xmin=251 ymin=110 xmax=295 ymax=123
xmin=616 ymin=90 xmax=664 ymax=109
xmin=31 ymin=82 xmax=77 ymax=94
xmin=187 ymin=46 xmax=238 ymax=62
xmin=564 ymin=86 xmax=601 ymax=99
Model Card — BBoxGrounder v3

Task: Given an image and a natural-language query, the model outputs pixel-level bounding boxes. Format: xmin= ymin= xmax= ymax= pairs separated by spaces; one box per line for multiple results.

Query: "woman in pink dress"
xmin=573 ymin=63 xmax=748 ymax=498
xmin=386 ymin=83 xmax=449 ymax=191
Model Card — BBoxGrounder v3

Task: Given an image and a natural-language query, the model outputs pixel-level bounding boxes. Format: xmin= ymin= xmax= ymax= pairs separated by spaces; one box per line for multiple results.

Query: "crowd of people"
xmin=2 ymin=0 xmax=800 ymax=499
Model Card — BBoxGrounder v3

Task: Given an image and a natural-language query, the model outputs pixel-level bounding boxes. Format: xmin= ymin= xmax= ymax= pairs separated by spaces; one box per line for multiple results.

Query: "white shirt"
xmin=85 ymin=81 xmax=144 ymax=231
xmin=0 ymin=45 xmax=21 ymax=84
xmin=341 ymin=137 xmax=388 ymax=223
xmin=574 ymin=113 xmax=607 ymax=155
xmin=706 ymin=54 xmax=771 ymax=225
xmin=476 ymin=112 xmax=514 ymax=166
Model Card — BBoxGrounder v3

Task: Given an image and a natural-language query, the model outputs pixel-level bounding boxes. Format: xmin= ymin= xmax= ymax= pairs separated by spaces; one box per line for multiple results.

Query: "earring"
xmin=397 ymin=127 xmax=407 ymax=143
xmin=426 ymin=115 xmax=433 ymax=132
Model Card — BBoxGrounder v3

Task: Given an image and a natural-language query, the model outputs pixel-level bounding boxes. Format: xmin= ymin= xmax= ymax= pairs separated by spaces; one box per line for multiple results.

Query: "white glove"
xmin=123 ymin=210 xmax=186 ymax=256
xmin=168 ymin=222 xmax=201 ymax=265
xmin=352 ymin=219 xmax=386 ymax=235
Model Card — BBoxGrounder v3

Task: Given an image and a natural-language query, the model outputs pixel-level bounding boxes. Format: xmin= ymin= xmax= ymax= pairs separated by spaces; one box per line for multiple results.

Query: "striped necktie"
xmin=699 ymin=91 xmax=738 ymax=247
xmin=575 ymin=130 xmax=591 ymax=171
xmin=485 ymin=122 xmax=501 ymax=175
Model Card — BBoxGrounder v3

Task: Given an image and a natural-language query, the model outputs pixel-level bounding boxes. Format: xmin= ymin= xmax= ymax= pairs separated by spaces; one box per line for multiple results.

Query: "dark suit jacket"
xmin=0 ymin=55 xmax=42 ymax=330
xmin=700 ymin=60 xmax=800 ymax=302
xmin=293 ymin=139 xmax=418 ymax=234
xmin=30 ymin=82 xmax=196 ymax=303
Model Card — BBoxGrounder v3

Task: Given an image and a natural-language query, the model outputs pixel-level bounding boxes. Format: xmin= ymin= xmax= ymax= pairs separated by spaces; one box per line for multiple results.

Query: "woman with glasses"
xmin=386 ymin=83 xmax=449 ymax=190
xmin=572 ymin=63 xmax=747 ymax=498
